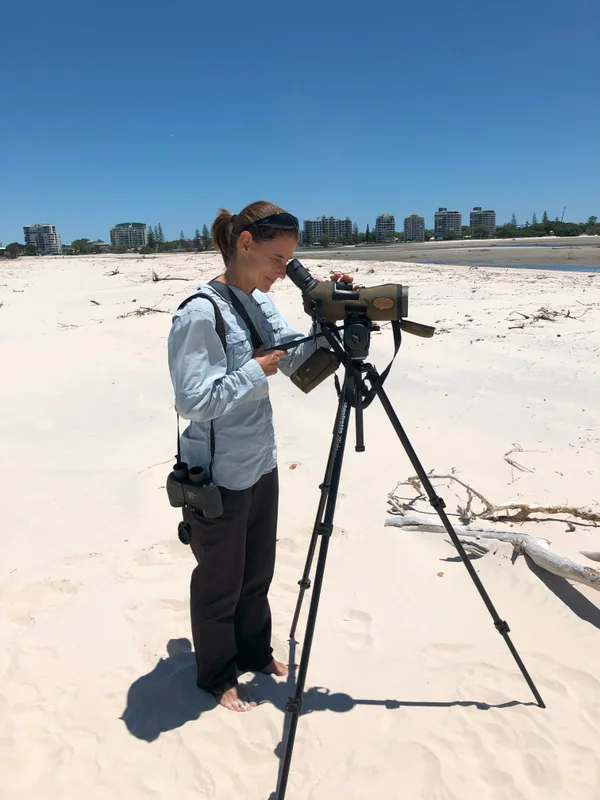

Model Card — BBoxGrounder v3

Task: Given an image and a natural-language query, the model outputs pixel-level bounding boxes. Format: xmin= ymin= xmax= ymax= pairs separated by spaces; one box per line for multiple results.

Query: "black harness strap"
xmin=208 ymin=279 xmax=265 ymax=350
xmin=177 ymin=291 xmax=227 ymax=347
xmin=175 ymin=291 xmax=227 ymax=479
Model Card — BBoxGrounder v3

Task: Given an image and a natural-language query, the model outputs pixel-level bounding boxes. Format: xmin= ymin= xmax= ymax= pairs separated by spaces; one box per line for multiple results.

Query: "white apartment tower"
xmin=23 ymin=223 xmax=62 ymax=255
xmin=434 ymin=208 xmax=462 ymax=239
xmin=375 ymin=213 xmax=395 ymax=242
xmin=470 ymin=207 xmax=496 ymax=236
xmin=110 ymin=222 xmax=148 ymax=249
xmin=302 ymin=216 xmax=352 ymax=243
xmin=404 ymin=214 xmax=425 ymax=243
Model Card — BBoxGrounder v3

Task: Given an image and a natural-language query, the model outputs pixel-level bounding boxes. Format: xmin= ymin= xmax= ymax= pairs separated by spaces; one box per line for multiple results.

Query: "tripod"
xmin=275 ymin=314 xmax=545 ymax=800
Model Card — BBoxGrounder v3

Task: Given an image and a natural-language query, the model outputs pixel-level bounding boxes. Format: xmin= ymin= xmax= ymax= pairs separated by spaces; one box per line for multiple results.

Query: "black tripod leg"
xmin=289 ymin=391 xmax=346 ymax=639
xmin=276 ymin=398 xmax=352 ymax=800
xmin=366 ymin=367 xmax=545 ymax=709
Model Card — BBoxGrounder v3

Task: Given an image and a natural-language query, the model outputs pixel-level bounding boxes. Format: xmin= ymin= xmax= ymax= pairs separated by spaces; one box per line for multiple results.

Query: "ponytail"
xmin=210 ymin=200 xmax=297 ymax=266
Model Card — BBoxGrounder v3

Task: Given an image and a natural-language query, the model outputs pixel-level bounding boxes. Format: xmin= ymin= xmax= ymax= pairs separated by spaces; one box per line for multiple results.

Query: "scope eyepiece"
xmin=286 ymin=259 xmax=319 ymax=294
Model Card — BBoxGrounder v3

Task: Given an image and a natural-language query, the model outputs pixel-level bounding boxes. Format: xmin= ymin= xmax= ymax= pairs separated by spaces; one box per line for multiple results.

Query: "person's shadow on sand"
xmin=120 ymin=638 xmax=367 ymax=743
xmin=120 ymin=638 xmax=214 ymax=742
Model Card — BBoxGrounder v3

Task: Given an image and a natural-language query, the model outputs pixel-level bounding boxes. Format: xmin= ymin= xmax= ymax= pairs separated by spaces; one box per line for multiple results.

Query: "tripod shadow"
xmin=525 ymin=557 xmax=600 ymax=630
xmin=266 ymin=637 xmax=536 ymax=799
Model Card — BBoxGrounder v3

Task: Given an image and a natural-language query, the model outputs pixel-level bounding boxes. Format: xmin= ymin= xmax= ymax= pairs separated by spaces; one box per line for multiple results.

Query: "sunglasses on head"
xmin=240 ymin=213 xmax=299 ymax=232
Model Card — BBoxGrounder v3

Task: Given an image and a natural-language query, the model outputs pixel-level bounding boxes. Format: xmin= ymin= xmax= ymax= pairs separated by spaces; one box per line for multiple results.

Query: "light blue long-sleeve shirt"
xmin=168 ymin=282 xmax=319 ymax=490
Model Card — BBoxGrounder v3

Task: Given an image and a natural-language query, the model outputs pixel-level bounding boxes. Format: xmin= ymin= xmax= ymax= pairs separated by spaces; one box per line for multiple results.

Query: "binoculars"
xmin=166 ymin=461 xmax=224 ymax=521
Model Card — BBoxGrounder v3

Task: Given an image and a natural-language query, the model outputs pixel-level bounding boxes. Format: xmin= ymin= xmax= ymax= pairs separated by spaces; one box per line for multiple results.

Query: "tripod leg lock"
xmin=317 ymin=523 xmax=333 ymax=538
xmin=298 ymin=578 xmax=312 ymax=590
xmin=286 ymin=696 xmax=303 ymax=714
xmin=495 ymin=619 xmax=511 ymax=635
xmin=430 ymin=495 xmax=446 ymax=510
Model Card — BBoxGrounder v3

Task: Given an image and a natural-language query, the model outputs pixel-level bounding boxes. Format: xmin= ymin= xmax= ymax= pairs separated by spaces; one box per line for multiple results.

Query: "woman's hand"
xmin=331 ymin=271 xmax=361 ymax=291
xmin=312 ymin=271 xmax=360 ymax=290
xmin=253 ymin=346 xmax=286 ymax=377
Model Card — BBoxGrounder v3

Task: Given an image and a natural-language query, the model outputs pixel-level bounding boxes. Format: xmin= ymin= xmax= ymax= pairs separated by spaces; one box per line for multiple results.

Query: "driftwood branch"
xmin=385 ymin=512 xmax=600 ymax=591
xmin=151 ymin=270 xmax=189 ymax=283
xmin=388 ymin=473 xmax=600 ymax=528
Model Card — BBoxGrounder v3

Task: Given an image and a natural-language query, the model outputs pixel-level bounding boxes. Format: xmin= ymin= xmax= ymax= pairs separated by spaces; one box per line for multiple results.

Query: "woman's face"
xmin=236 ymin=231 xmax=298 ymax=293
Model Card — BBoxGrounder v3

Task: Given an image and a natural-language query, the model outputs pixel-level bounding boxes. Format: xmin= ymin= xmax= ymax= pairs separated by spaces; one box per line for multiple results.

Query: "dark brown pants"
xmin=183 ymin=468 xmax=278 ymax=694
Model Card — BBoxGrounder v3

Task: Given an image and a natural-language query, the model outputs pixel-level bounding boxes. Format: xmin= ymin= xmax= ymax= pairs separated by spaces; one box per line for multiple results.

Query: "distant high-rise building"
xmin=23 ymin=223 xmax=62 ymax=255
xmin=404 ymin=214 xmax=425 ymax=243
xmin=434 ymin=208 xmax=462 ymax=239
xmin=302 ymin=216 xmax=352 ymax=244
xmin=110 ymin=222 xmax=148 ymax=249
xmin=302 ymin=219 xmax=322 ymax=243
xmin=469 ymin=207 xmax=496 ymax=236
xmin=375 ymin=213 xmax=396 ymax=242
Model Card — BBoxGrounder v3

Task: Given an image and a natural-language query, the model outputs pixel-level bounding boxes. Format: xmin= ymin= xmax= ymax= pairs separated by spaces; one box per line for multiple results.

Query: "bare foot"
xmin=258 ymin=659 xmax=288 ymax=678
xmin=217 ymin=685 xmax=257 ymax=712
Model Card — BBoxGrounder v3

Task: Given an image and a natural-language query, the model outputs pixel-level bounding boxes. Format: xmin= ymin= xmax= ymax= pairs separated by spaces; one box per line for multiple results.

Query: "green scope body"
xmin=286 ymin=258 xmax=408 ymax=323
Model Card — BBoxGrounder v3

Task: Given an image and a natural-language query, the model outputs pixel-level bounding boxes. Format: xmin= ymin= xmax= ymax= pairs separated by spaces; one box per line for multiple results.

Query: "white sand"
xmin=1 ymin=252 xmax=599 ymax=799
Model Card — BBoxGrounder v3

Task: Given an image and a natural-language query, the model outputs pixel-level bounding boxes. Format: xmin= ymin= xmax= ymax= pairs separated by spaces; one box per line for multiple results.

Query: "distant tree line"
xmin=139 ymin=223 xmax=213 ymax=254
xmin=494 ymin=213 xmax=599 ymax=239
xmin=2 ymin=242 xmax=38 ymax=258
xmin=4 ymin=213 xmax=598 ymax=259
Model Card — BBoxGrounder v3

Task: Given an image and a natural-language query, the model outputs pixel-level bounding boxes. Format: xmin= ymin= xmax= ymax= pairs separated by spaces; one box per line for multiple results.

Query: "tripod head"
xmin=341 ymin=311 xmax=374 ymax=361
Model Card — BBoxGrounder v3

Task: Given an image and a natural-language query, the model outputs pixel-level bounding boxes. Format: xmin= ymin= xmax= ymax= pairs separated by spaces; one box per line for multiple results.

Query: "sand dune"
xmin=1 ymin=253 xmax=599 ymax=799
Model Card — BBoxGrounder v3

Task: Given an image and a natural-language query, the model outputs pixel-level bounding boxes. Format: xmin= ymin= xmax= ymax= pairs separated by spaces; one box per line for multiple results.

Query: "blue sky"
xmin=1 ymin=0 xmax=599 ymax=243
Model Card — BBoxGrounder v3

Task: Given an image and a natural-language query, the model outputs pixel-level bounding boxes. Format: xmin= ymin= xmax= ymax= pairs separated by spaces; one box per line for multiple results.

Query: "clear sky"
xmin=1 ymin=0 xmax=599 ymax=244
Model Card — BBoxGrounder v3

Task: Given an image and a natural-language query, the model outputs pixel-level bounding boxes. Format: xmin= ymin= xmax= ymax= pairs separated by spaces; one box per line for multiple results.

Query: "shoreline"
xmin=298 ymin=235 xmax=600 ymax=271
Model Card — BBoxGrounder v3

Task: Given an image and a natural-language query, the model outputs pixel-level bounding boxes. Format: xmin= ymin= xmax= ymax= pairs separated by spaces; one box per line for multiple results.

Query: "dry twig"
xmin=117 ymin=292 xmax=171 ymax=318
xmin=503 ymin=444 xmax=534 ymax=474
xmin=507 ymin=305 xmax=592 ymax=330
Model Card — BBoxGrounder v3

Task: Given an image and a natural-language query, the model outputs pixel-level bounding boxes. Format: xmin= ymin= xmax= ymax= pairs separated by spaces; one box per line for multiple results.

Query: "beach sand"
xmin=1 ymin=252 xmax=599 ymax=799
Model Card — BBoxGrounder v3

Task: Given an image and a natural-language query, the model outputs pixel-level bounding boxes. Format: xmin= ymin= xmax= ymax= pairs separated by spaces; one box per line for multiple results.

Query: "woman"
xmin=168 ymin=200 xmax=352 ymax=712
